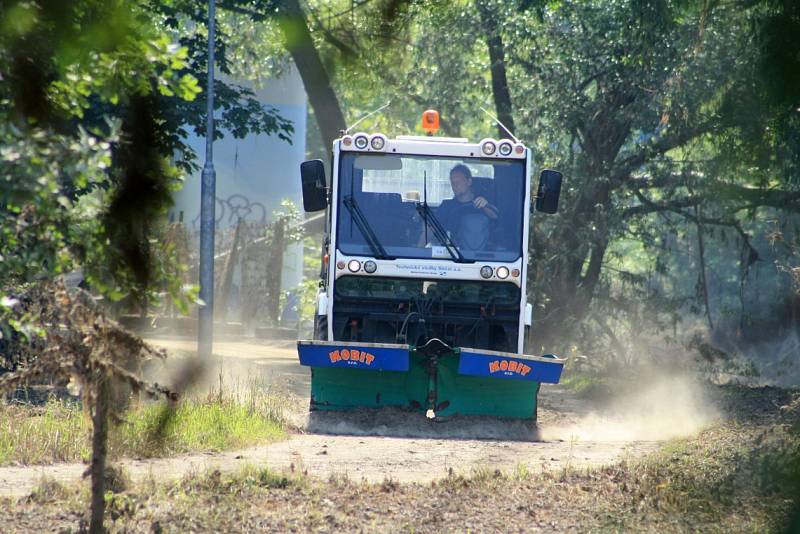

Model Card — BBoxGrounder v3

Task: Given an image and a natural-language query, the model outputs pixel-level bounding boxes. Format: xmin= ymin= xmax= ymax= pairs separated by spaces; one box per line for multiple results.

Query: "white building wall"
xmin=169 ymin=66 xmax=307 ymax=293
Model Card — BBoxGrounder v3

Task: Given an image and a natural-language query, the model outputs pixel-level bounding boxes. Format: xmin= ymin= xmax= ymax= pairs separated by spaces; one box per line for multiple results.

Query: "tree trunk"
xmin=89 ymin=376 xmax=109 ymax=534
xmin=476 ymin=0 xmax=516 ymax=138
xmin=694 ymin=206 xmax=714 ymax=331
xmin=216 ymin=219 xmax=245 ymax=321
xmin=531 ymin=166 xmax=614 ymax=350
xmin=277 ymin=0 xmax=347 ymax=155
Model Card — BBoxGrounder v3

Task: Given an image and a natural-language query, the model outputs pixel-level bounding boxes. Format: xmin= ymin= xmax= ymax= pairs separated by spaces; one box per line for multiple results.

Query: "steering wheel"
xmin=454 ymin=203 xmax=494 ymax=250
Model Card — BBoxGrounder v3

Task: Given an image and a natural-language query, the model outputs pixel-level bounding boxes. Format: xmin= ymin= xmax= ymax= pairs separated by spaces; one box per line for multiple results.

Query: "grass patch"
xmin=110 ymin=393 xmax=285 ymax=459
xmin=0 ymin=401 xmax=89 ymax=465
xmin=599 ymin=421 xmax=800 ymax=531
xmin=0 ymin=383 xmax=287 ymax=466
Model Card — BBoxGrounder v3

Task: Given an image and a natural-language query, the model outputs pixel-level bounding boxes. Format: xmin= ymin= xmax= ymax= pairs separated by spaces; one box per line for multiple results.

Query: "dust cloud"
xmin=142 ymin=335 xmax=720 ymax=445
xmin=541 ymin=372 xmax=720 ymax=443
xmin=141 ymin=334 xmax=305 ymax=395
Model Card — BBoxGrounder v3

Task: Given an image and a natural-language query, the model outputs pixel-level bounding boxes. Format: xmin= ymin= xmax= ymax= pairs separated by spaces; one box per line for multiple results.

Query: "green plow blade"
xmin=305 ymin=343 xmax=543 ymax=420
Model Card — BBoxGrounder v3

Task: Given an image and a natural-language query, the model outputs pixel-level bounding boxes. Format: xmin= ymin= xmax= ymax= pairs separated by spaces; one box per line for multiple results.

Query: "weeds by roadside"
xmin=0 ymin=381 xmax=287 ymax=466
xmin=0 ymin=401 xmax=89 ymax=465
xmin=112 ymin=391 xmax=285 ymax=459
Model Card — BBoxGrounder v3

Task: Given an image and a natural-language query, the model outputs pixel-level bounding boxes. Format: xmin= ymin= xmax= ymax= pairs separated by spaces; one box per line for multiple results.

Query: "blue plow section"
xmin=456 ymin=348 xmax=564 ymax=384
xmin=296 ymin=341 xmax=411 ymax=372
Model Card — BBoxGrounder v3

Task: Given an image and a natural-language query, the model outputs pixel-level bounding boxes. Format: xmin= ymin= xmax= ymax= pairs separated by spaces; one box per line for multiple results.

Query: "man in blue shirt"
xmin=420 ymin=164 xmax=498 ymax=250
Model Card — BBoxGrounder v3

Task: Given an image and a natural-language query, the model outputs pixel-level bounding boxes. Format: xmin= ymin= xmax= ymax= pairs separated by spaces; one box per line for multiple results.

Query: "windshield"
xmin=335 ymin=152 xmax=526 ymax=262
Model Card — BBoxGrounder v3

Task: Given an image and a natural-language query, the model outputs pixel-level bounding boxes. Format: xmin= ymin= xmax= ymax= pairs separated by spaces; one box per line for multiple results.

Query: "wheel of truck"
xmin=309 ymin=314 xmax=328 ymax=412
xmin=523 ymin=325 xmax=531 ymax=354
xmin=314 ymin=314 xmax=328 ymax=341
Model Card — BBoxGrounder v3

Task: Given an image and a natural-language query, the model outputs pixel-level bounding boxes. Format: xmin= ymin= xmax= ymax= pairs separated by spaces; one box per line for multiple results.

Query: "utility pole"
xmin=198 ymin=0 xmax=216 ymax=361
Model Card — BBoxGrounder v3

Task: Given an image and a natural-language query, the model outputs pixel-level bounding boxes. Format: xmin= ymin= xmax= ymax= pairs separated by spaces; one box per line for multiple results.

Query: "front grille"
xmin=332 ymin=276 xmax=520 ymax=351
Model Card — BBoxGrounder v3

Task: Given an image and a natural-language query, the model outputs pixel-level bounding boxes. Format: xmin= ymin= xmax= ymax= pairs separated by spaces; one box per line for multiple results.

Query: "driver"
xmin=437 ymin=164 xmax=498 ymax=228
xmin=419 ymin=164 xmax=498 ymax=249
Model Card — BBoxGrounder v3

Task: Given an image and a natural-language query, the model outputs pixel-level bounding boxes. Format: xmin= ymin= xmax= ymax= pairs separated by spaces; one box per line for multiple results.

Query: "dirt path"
xmin=0 ymin=336 xmax=707 ymax=497
xmin=0 ymin=431 xmax=655 ymax=498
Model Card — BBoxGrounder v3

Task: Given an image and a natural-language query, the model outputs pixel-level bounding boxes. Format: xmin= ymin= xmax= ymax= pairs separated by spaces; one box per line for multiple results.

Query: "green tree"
xmin=493 ymin=0 xmax=799 ymax=348
xmin=182 ymin=0 xmax=348 ymax=154
xmin=143 ymin=0 xmax=295 ymax=172
xmin=0 ymin=3 xmax=200 ymax=531
xmin=0 ymin=0 xmax=199 ymax=306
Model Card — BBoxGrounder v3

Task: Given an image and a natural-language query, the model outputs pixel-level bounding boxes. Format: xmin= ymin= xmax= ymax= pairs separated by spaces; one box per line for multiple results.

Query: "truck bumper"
xmin=297 ymin=340 xmax=564 ymax=420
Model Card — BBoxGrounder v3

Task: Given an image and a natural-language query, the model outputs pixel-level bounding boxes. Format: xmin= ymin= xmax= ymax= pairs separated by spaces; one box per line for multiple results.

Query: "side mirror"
xmin=300 ymin=159 xmax=327 ymax=212
xmin=535 ymin=169 xmax=562 ymax=214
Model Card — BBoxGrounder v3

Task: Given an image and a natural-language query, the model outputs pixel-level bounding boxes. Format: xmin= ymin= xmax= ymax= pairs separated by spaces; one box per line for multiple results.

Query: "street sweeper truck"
xmin=296 ymin=110 xmax=564 ymax=420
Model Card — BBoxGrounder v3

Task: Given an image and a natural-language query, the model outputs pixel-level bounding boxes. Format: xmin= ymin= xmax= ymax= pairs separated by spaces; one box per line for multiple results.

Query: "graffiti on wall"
xmin=190 ymin=194 xmax=267 ymax=229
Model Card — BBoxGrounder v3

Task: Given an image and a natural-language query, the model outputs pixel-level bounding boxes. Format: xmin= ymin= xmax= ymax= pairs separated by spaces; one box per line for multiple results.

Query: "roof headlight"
xmin=363 ymin=260 xmax=377 ymax=273
xmin=496 ymin=266 xmax=510 ymax=279
xmin=347 ymin=260 xmax=361 ymax=272
xmin=370 ymin=135 xmax=386 ymax=150
xmin=354 ymin=134 xmax=369 ymax=150
xmin=480 ymin=265 xmax=493 ymax=279
xmin=498 ymin=142 xmax=513 ymax=156
xmin=481 ymin=140 xmax=497 ymax=156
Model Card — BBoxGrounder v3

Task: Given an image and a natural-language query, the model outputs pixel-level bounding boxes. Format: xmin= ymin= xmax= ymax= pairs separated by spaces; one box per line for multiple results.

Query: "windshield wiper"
xmin=342 ymin=195 xmax=390 ymax=259
xmin=416 ymin=202 xmax=466 ymax=263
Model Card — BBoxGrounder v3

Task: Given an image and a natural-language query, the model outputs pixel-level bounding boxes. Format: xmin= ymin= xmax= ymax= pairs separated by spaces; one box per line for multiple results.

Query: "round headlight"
xmin=498 ymin=142 xmax=513 ymax=156
xmin=481 ymin=141 xmax=497 ymax=156
xmin=480 ymin=265 xmax=493 ymax=279
xmin=370 ymin=136 xmax=385 ymax=150
xmin=496 ymin=266 xmax=510 ymax=279
xmin=354 ymin=135 xmax=369 ymax=149
xmin=347 ymin=260 xmax=361 ymax=272
xmin=342 ymin=136 xmax=353 ymax=147
xmin=363 ymin=260 xmax=377 ymax=273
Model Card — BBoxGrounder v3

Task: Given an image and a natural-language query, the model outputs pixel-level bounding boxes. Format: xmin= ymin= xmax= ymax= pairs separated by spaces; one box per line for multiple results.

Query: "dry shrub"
xmin=0 ymin=280 xmax=175 ymax=533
